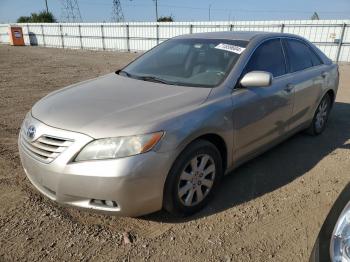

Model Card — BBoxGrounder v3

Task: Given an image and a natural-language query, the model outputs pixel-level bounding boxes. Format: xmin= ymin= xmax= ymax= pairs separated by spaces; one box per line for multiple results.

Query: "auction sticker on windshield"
xmin=215 ymin=43 xmax=246 ymax=54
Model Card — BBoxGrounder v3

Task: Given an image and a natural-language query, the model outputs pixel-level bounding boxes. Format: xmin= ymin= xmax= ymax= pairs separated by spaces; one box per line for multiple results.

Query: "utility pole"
xmin=209 ymin=4 xmax=211 ymax=21
xmin=44 ymin=0 xmax=49 ymax=13
xmin=154 ymin=0 xmax=158 ymax=21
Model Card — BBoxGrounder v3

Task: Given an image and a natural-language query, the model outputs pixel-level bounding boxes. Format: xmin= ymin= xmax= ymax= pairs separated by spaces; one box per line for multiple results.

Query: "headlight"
xmin=75 ymin=131 xmax=164 ymax=161
xmin=330 ymin=201 xmax=350 ymax=262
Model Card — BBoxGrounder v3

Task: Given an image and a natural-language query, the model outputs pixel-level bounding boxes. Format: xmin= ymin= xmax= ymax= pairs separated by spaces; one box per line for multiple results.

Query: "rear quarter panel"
xmin=301 ymin=63 xmax=339 ymax=125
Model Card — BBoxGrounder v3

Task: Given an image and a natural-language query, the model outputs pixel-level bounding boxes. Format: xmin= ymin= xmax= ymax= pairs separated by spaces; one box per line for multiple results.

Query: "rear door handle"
xmin=284 ymin=84 xmax=294 ymax=93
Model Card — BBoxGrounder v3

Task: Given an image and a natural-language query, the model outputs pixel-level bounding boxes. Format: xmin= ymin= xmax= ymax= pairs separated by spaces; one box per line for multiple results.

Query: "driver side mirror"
xmin=240 ymin=71 xmax=273 ymax=88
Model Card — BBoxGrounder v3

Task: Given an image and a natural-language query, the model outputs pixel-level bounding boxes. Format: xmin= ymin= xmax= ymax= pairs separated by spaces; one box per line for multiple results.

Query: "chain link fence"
xmin=0 ymin=20 xmax=349 ymax=62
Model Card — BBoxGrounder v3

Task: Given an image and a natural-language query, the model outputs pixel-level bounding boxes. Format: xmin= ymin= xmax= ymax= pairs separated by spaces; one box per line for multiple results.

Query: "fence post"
xmin=189 ymin=24 xmax=193 ymax=34
xmin=156 ymin=24 xmax=159 ymax=45
xmin=41 ymin=24 xmax=45 ymax=47
xmin=26 ymin=24 xmax=30 ymax=45
xmin=336 ymin=23 xmax=346 ymax=63
xmin=126 ymin=24 xmax=130 ymax=52
xmin=78 ymin=24 xmax=83 ymax=49
xmin=101 ymin=24 xmax=105 ymax=50
xmin=59 ymin=24 xmax=64 ymax=48
xmin=280 ymin=23 xmax=285 ymax=33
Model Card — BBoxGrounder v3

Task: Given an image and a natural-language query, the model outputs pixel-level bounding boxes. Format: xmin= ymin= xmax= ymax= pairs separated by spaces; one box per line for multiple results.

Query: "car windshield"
xmin=120 ymin=38 xmax=248 ymax=87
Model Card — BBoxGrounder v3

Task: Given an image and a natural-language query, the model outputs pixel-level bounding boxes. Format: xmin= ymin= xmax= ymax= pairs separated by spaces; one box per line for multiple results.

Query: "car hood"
xmin=32 ymin=73 xmax=212 ymax=138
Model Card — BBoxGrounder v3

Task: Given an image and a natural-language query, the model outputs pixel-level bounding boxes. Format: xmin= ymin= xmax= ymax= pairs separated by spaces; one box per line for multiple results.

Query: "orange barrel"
xmin=9 ymin=26 xmax=25 ymax=46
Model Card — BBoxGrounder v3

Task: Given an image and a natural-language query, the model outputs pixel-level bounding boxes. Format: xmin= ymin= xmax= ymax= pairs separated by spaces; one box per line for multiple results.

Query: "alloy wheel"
xmin=315 ymin=98 xmax=329 ymax=131
xmin=177 ymin=154 xmax=216 ymax=207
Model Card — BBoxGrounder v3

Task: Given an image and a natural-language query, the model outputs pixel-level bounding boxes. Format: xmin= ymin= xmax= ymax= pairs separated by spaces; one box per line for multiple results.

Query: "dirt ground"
xmin=0 ymin=44 xmax=349 ymax=262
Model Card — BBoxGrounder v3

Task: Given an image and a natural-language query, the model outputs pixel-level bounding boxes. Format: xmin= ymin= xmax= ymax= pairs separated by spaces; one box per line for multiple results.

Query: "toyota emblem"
xmin=26 ymin=125 xmax=36 ymax=139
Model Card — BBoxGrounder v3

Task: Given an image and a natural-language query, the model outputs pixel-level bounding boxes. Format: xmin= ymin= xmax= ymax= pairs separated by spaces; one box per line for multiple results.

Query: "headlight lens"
xmin=75 ymin=132 xmax=164 ymax=161
xmin=330 ymin=202 xmax=350 ymax=262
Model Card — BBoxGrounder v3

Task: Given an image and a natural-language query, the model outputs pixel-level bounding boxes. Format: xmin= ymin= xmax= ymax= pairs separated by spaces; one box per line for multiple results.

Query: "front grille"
xmin=20 ymin=131 xmax=73 ymax=163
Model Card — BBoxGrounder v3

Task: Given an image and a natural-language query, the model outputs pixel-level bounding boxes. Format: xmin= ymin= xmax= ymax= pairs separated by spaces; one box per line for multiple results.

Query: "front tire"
xmin=163 ymin=140 xmax=223 ymax=216
xmin=306 ymin=93 xmax=332 ymax=136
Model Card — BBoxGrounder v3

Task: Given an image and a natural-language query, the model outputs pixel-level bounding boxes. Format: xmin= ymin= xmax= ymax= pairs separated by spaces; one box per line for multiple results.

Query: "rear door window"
xmin=309 ymin=48 xmax=323 ymax=66
xmin=284 ymin=39 xmax=321 ymax=72
xmin=245 ymin=39 xmax=287 ymax=77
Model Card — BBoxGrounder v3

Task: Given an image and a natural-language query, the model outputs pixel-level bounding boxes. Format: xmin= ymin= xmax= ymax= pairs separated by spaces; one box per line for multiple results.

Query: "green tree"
xmin=17 ymin=16 xmax=32 ymax=23
xmin=157 ymin=15 xmax=174 ymax=22
xmin=17 ymin=11 xmax=56 ymax=23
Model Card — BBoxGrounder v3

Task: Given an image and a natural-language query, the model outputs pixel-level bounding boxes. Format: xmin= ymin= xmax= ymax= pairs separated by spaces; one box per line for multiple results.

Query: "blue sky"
xmin=0 ymin=0 xmax=349 ymax=23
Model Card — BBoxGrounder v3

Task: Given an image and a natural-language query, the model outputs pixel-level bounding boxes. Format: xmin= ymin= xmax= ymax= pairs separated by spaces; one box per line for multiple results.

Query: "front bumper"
xmin=18 ymin=116 xmax=175 ymax=217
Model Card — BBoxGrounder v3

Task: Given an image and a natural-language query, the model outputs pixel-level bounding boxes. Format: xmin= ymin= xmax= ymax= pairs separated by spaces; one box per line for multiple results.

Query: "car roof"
xmin=175 ymin=31 xmax=298 ymax=42
xmin=175 ymin=31 xmax=332 ymax=65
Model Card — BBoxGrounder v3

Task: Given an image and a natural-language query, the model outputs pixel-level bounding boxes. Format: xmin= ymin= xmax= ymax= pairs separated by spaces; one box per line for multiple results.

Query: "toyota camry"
xmin=18 ymin=31 xmax=339 ymax=216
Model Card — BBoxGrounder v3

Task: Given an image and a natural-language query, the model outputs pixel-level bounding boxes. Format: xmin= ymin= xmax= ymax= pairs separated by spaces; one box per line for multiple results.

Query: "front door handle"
xmin=321 ymin=72 xmax=329 ymax=78
xmin=284 ymin=84 xmax=294 ymax=93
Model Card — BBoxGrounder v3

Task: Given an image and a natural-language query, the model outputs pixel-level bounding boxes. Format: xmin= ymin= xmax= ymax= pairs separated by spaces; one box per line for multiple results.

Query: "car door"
xmin=232 ymin=38 xmax=295 ymax=160
xmin=282 ymin=38 xmax=326 ymax=130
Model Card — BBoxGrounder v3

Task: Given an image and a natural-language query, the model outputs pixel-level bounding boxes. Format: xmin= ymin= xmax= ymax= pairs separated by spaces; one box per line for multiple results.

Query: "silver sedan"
xmin=18 ymin=31 xmax=339 ymax=216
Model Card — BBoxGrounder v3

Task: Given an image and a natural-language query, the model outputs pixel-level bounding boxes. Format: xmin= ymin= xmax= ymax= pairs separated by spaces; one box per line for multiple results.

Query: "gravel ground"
xmin=0 ymin=45 xmax=349 ymax=262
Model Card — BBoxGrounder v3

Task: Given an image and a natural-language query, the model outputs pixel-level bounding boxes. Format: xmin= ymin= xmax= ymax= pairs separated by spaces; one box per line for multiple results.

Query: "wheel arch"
xmin=326 ymin=89 xmax=335 ymax=109
xmin=162 ymin=133 xmax=228 ymax=214
xmin=195 ymin=134 xmax=228 ymax=172
xmin=174 ymin=133 xmax=229 ymax=173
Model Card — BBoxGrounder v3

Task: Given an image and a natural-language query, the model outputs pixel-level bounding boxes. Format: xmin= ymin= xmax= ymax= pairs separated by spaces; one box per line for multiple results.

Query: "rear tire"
xmin=163 ymin=140 xmax=223 ymax=216
xmin=306 ymin=93 xmax=332 ymax=136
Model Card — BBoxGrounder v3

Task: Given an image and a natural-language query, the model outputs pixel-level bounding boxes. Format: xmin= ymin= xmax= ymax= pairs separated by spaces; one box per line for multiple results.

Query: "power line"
xmin=78 ymin=1 xmax=350 ymax=15
xmin=152 ymin=4 xmax=350 ymax=15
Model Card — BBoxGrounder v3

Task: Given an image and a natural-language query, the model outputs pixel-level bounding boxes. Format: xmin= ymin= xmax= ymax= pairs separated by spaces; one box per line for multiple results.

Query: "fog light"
xmin=105 ymin=200 xmax=116 ymax=207
xmin=90 ymin=199 xmax=118 ymax=208
xmin=92 ymin=199 xmax=103 ymax=205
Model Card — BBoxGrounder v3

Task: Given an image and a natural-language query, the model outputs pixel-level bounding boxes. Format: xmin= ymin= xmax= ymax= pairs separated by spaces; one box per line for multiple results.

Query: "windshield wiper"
xmin=116 ymin=70 xmax=133 ymax=78
xmin=138 ymin=75 xmax=176 ymax=85
xmin=117 ymin=71 xmax=176 ymax=85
